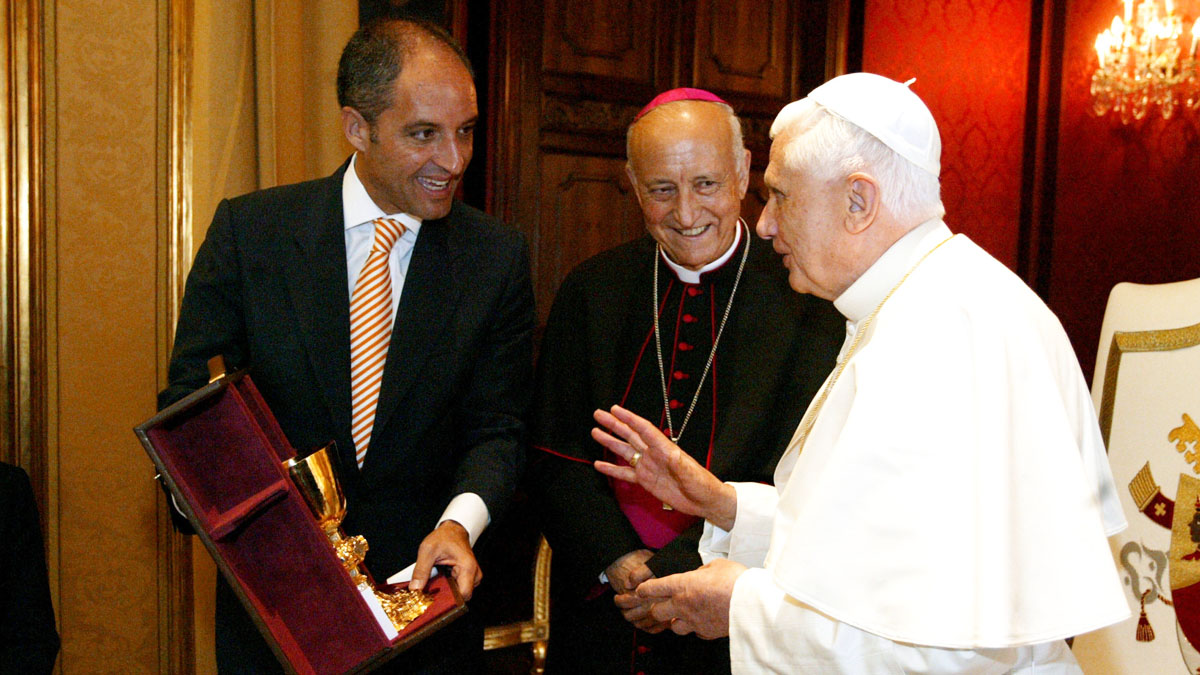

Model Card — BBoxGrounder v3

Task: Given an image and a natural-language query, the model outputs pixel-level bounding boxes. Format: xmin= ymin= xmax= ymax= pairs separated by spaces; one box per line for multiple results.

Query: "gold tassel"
xmin=1137 ymin=589 xmax=1155 ymax=642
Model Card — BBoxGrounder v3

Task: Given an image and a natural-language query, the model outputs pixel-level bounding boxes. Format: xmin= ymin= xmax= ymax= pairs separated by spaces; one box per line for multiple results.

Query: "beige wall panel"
xmin=192 ymin=0 xmax=258 ymax=252
xmin=255 ymin=0 xmax=354 ymax=188
xmin=301 ymin=0 xmax=355 ymax=178
xmin=53 ymin=0 xmax=160 ymax=671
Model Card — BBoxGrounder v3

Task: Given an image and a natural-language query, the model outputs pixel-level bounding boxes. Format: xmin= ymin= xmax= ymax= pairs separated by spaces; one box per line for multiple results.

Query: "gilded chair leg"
xmin=531 ymin=640 xmax=547 ymax=675
xmin=481 ymin=536 xmax=552 ymax=673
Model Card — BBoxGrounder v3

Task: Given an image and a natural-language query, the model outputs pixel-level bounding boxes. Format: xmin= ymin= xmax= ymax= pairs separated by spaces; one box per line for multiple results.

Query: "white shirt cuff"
xmin=437 ymin=492 xmax=490 ymax=547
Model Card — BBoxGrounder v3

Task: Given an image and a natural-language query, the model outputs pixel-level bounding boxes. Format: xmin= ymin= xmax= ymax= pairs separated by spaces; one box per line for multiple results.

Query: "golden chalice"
xmin=285 ymin=444 xmax=433 ymax=632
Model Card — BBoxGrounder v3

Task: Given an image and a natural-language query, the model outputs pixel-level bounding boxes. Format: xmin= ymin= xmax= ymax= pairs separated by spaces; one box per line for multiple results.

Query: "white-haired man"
xmin=591 ymin=73 xmax=1129 ymax=672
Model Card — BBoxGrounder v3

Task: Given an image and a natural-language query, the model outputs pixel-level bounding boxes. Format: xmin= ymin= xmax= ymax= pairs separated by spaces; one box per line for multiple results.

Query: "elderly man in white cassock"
xmin=592 ymin=72 xmax=1130 ymax=673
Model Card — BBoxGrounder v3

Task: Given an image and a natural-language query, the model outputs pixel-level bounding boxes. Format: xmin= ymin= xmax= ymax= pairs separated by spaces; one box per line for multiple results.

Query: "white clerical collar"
xmin=660 ymin=221 xmax=744 ymax=284
xmin=834 ymin=218 xmax=952 ymax=322
xmin=342 ymin=153 xmax=423 ymax=234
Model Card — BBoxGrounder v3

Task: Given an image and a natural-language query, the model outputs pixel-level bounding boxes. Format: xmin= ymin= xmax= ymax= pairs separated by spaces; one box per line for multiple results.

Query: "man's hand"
xmin=614 ymin=590 xmax=672 ymax=633
xmin=606 ymin=549 xmax=670 ymax=632
xmin=410 ymin=520 xmax=482 ymax=601
xmin=635 ymin=558 xmax=747 ymax=640
xmin=592 ymin=405 xmax=738 ymax=529
xmin=605 ymin=548 xmax=655 ymax=595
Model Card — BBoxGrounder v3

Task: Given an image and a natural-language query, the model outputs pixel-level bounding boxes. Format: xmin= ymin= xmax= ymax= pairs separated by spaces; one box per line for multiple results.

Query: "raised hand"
xmin=592 ymin=405 xmax=737 ymax=530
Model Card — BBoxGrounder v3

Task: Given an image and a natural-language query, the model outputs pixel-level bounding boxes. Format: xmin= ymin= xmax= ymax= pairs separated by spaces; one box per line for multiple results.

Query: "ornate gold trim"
xmin=2 ymin=0 xmax=44 ymax=480
xmin=2 ymin=0 xmax=53 ymax=641
xmin=1098 ymin=321 xmax=1200 ymax=445
xmin=156 ymin=0 xmax=194 ymax=672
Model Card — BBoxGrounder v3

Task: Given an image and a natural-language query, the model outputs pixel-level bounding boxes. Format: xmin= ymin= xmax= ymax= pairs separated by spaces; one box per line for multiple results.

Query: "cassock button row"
xmin=682 ymin=314 xmax=697 ymax=323
xmin=669 ymin=399 xmax=682 ymax=409
xmin=686 ymin=286 xmax=703 ymax=297
xmin=678 ymin=342 xmax=693 ymax=351
xmin=673 ymin=370 xmax=688 ymax=380
xmin=636 ymin=645 xmax=651 ymax=654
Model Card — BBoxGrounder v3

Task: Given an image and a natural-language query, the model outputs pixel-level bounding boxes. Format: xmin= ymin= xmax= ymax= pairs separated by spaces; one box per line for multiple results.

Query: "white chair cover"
xmin=1074 ymin=278 xmax=1200 ymax=673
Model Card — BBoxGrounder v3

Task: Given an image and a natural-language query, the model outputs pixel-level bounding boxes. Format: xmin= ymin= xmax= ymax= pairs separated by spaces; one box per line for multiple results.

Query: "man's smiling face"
xmin=626 ymin=101 xmax=750 ymax=270
xmin=349 ymin=41 xmax=477 ymax=220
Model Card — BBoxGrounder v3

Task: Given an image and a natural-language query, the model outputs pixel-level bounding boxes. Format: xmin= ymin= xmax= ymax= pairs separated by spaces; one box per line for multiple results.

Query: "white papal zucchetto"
xmin=806 ymin=72 xmax=942 ymax=178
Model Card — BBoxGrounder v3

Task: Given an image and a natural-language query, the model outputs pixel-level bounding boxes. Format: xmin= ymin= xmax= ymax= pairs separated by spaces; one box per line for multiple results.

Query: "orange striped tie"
xmin=350 ymin=217 xmax=406 ymax=467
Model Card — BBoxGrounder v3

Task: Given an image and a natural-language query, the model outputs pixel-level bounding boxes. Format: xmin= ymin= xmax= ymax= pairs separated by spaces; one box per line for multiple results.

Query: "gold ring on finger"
xmin=630 ymin=451 xmax=642 ymax=468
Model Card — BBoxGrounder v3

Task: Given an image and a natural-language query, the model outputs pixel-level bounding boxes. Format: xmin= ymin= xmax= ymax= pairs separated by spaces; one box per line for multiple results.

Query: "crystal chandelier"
xmin=1091 ymin=0 xmax=1200 ymax=123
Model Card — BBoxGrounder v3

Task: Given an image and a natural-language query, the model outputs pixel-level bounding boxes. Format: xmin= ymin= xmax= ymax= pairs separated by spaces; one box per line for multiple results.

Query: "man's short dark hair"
xmin=336 ymin=18 xmax=474 ymax=126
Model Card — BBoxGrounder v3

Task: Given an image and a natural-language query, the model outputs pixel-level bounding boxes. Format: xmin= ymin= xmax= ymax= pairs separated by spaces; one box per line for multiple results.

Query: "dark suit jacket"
xmin=160 ymin=162 xmax=534 ymax=672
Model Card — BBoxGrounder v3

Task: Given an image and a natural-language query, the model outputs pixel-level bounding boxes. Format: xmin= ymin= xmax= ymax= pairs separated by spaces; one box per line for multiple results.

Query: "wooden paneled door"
xmin=485 ymin=0 xmax=859 ymax=325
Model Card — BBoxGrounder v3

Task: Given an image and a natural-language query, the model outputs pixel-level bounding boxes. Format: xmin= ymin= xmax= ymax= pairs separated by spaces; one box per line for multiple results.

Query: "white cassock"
xmin=700 ymin=219 xmax=1129 ymax=673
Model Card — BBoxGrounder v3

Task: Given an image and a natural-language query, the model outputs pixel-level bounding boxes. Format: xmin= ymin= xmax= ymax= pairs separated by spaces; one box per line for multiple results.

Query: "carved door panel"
xmin=488 ymin=0 xmax=856 ymax=325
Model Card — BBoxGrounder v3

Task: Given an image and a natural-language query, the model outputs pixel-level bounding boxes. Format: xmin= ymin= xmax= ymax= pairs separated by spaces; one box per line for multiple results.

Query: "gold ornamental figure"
xmin=285 ymin=444 xmax=434 ymax=632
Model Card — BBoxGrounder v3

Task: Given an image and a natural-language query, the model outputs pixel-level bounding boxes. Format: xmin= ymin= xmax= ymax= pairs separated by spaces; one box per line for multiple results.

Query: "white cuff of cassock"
xmin=438 ymin=492 xmax=490 ymax=547
xmin=700 ymin=482 xmax=776 ymax=566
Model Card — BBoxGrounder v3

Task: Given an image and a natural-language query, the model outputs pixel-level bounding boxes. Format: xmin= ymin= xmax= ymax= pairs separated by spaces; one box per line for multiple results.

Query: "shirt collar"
xmin=342 ymin=153 xmax=423 ymax=234
xmin=834 ymin=218 xmax=952 ymax=322
xmin=661 ymin=221 xmax=744 ymax=284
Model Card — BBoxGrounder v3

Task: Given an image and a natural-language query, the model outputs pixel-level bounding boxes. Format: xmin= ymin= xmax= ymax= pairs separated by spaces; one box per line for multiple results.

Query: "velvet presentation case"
xmin=135 ymin=367 xmax=465 ymax=674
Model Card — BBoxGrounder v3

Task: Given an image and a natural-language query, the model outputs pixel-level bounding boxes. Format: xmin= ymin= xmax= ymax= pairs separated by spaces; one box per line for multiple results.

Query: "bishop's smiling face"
xmin=626 ymin=101 xmax=750 ymax=270
xmin=346 ymin=41 xmax=477 ymax=221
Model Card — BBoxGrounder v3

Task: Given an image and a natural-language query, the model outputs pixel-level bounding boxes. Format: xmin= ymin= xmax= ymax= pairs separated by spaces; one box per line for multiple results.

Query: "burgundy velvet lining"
xmin=236 ymin=374 xmax=297 ymax=461
xmin=144 ymin=376 xmax=474 ymax=675
xmin=146 ymin=390 xmax=289 ymax=536
xmin=217 ymin=495 xmax=386 ymax=674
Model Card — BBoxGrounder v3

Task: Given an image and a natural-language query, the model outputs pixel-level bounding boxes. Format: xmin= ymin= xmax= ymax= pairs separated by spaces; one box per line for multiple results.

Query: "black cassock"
xmin=529 ymin=232 xmax=843 ymax=674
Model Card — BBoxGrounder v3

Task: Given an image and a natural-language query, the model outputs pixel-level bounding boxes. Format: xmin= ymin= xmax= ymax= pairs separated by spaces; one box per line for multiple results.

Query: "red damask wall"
xmin=861 ymin=1 xmax=1031 ymax=269
xmin=1050 ymin=2 xmax=1200 ymax=378
xmin=861 ymin=0 xmax=1200 ymax=381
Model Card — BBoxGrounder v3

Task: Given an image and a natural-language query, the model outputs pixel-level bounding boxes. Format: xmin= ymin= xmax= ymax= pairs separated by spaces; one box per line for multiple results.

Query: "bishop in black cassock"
xmin=528 ymin=89 xmax=843 ymax=674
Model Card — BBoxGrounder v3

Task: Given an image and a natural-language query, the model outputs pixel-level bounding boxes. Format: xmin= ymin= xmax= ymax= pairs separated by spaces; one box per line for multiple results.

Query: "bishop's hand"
xmin=592 ymin=405 xmax=737 ymax=530
xmin=605 ymin=548 xmax=655 ymax=595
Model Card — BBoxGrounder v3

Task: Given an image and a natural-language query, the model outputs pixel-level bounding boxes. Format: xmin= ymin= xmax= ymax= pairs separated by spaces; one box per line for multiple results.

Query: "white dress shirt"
xmin=343 ymin=154 xmax=489 ymax=560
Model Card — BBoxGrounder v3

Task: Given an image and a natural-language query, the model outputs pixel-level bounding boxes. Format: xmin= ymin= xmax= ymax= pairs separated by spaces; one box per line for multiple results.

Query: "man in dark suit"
xmin=160 ymin=19 xmax=534 ymax=674
xmin=527 ymin=89 xmax=843 ymax=673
